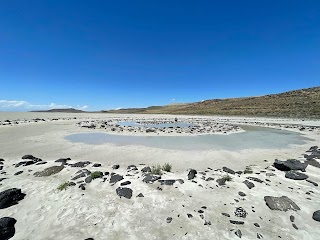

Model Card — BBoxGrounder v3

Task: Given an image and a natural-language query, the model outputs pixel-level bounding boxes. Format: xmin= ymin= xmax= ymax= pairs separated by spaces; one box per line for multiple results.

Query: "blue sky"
xmin=0 ymin=1 xmax=319 ymax=111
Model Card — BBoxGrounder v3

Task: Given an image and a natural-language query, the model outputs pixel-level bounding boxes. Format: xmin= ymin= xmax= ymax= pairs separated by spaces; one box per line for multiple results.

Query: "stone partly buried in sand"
xmin=285 ymin=170 xmax=309 ymax=180
xmin=264 ymin=196 xmax=300 ymax=211
xmin=33 ymin=166 xmax=64 ymax=177
xmin=116 ymin=187 xmax=133 ymax=199
xmin=0 ymin=217 xmax=17 ymax=240
xmin=0 ymin=188 xmax=26 ymax=209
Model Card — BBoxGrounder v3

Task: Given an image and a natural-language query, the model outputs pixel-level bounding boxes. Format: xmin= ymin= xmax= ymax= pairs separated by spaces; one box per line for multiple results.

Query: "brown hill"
xmin=104 ymin=87 xmax=320 ymax=118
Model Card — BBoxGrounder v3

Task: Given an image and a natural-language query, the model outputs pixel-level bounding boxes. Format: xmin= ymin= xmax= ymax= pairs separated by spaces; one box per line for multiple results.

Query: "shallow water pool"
xmin=65 ymin=126 xmax=312 ymax=151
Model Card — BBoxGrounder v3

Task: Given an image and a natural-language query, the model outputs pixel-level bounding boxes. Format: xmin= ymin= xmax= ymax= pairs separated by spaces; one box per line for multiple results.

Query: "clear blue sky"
xmin=0 ymin=1 xmax=319 ymax=111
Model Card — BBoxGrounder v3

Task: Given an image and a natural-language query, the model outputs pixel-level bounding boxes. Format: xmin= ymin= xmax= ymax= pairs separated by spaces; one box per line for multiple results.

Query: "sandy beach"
xmin=1 ymin=113 xmax=320 ymax=239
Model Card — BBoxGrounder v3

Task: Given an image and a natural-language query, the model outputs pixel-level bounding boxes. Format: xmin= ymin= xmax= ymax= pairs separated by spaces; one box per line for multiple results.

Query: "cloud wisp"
xmin=0 ymin=100 xmax=88 ymax=111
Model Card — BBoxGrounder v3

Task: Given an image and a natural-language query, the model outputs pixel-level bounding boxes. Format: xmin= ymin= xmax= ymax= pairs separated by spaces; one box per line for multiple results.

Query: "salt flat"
xmin=0 ymin=112 xmax=320 ymax=240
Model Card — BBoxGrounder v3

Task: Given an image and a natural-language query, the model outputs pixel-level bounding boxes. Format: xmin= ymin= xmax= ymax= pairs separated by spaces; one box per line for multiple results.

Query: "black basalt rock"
xmin=0 ymin=188 xmax=26 ymax=209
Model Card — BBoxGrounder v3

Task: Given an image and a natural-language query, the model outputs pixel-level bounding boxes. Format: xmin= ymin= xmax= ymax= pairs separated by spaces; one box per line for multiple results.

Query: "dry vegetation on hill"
xmin=104 ymin=87 xmax=320 ymax=118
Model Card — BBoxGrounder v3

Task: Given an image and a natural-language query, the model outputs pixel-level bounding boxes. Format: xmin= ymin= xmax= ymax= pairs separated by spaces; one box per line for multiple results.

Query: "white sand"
xmin=0 ymin=112 xmax=320 ymax=240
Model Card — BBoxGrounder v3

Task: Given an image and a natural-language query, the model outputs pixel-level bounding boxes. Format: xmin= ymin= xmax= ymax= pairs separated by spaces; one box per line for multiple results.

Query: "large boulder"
xmin=34 ymin=166 xmax=64 ymax=177
xmin=0 ymin=217 xmax=16 ymax=240
xmin=285 ymin=171 xmax=308 ymax=180
xmin=273 ymin=159 xmax=307 ymax=172
xmin=312 ymin=210 xmax=320 ymax=222
xmin=264 ymin=196 xmax=300 ymax=211
xmin=187 ymin=169 xmax=197 ymax=180
xmin=116 ymin=187 xmax=132 ymax=199
xmin=0 ymin=188 xmax=26 ymax=209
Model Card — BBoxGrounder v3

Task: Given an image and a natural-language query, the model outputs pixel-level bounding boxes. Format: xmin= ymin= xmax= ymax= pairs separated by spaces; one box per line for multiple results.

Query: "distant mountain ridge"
xmin=31 ymin=108 xmax=86 ymax=113
xmin=103 ymin=86 xmax=320 ymax=118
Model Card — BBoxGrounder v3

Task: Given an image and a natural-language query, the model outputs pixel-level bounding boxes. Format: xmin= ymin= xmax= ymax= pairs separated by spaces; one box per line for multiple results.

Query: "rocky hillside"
xmin=104 ymin=87 xmax=320 ymax=118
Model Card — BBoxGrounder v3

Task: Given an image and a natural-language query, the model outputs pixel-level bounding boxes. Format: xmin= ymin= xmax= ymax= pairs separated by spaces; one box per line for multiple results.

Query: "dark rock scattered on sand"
xmin=69 ymin=161 xmax=91 ymax=168
xmin=257 ymin=233 xmax=263 ymax=239
xmin=143 ymin=174 xmax=161 ymax=183
xmin=264 ymin=196 xmax=300 ymax=211
xmin=36 ymin=161 xmax=47 ymax=165
xmin=112 ymin=165 xmax=120 ymax=169
xmin=85 ymin=176 xmax=92 ymax=183
xmin=22 ymin=155 xmax=35 ymax=160
xmin=0 ymin=188 xmax=26 ymax=209
xmin=93 ymin=163 xmax=101 ymax=167
xmin=221 ymin=213 xmax=230 ymax=217
xmin=72 ymin=172 xmax=86 ymax=180
xmin=230 ymin=220 xmax=244 ymax=225
xmin=306 ymin=159 xmax=320 ymax=168
xmin=246 ymin=177 xmax=263 ymax=183
xmin=235 ymin=229 xmax=242 ymax=238
xmin=34 ymin=166 xmax=64 ymax=177
xmin=222 ymin=167 xmax=235 ymax=174
xmin=254 ymin=223 xmax=260 ymax=227
xmin=109 ymin=174 xmax=124 ymax=184
xmin=166 ymin=217 xmax=172 ymax=223
xmin=290 ymin=215 xmax=295 ymax=222
xmin=0 ymin=217 xmax=17 ymax=240
xmin=273 ymin=159 xmax=308 ymax=172
xmin=136 ymin=193 xmax=144 ymax=197
xmin=216 ymin=178 xmax=226 ymax=186
xmin=306 ymin=179 xmax=318 ymax=186
xmin=187 ymin=169 xmax=197 ymax=180
xmin=243 ymin=180 xmax=255 ymax=189
xmin=55 ymin=158 xmax=71 ymax=165
xmin=292 ymin=223 xmax=298 ymax=230
xmin=0 ymin=178 xmax=6 ymax=182
xmin=14 ymin=171 xmax=23 ymax=176
xmin=285 ymin=171 xmax=308 ymax=180
xmin=141 ymin=166 xmax=151 ymax=173
xmin=158 ymin=180 xmax=176 ymax=185
xmin=116 ymin=187 xmax=132 ymax=199
xmin=79 ymin=184 xmax=86 ymax=190
xmin=120 ymin=181 xmax=131 ymax=186
xmin=234 ymin=207 xmax=248 ymax=218
xmin=312 ymin=210 xmax=320 ymax=222
xmin=15 ymin=159 xmax=40 ymax=168
xmin=238 ymin=191 xmax=246 ymax=197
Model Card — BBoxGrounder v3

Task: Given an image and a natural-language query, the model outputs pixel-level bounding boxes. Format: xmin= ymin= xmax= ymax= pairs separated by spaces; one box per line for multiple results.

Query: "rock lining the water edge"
xmin=264 ymin=196 xmax=300 ymax=211
xmin=0 ymin=217 xmax=17 ymax=240
xmin=273 ymin=159 xmax=308 ymax=172
xmin=0 ymin=188 xmax=26 ymax=209
xmin=34 ymin=166 xmax=64 ymax=177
